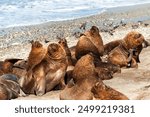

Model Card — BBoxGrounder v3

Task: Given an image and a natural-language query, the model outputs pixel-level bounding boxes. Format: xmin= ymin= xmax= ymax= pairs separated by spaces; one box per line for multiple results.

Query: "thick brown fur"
xmin=58 ymin=38 xmax=73 ymax=66
xmin=104 ymin=40 xmax=122 ymax=55
xmin=75 ymin=26 xmax=104 ymax=60
xmin=91 ymin=81 xmax=129 ymax=100
xmin=69 ymin=46 xmax=77 ymax=65
xmin=26 ymin=41 xmax=46 ymax=71
xmin=95 ymin=67 xmax=113 ymax=80
xmin=60 ymin=54 xmax=99 ymax=100
xmin=0 ymin=58 xmax=24 ymax=75
xmin=20 ymin=43 xmax=67 ymax=96
xmin=72 ymin=53 xmax=97 ymax=83
xmin=108 ymin=31 xmax=145 ymax=67
xmin=0 ymin=76 xmax=25 ymax=100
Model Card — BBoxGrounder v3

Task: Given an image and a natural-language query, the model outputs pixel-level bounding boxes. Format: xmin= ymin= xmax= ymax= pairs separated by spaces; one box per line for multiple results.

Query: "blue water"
xmin=0 ymin=0 xmax=150 ymax=28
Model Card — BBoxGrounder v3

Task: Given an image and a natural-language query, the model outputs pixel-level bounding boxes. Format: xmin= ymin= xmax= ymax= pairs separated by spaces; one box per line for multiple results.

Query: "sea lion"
xmin=69 ymin=46 xmax=77 ymax=65
xmin=20 ymin=42 xmax=67 ymax=96
xmin=58 ymin=38 xmax=73 ymax=66
xmin=108 ymin=31 xmax=145 ymax=67
xmin=0 ymin=76 xmax=26 ymax=100
xmin=104 ymin=39 xmax=149 ymax=63
xmin=60 ymin=78 xmax=95 ymax=100
xmin=0 ymin=58 xmax=23 ymax=75
xmin=26 ymin=40 xmax=47 ymax=71
xmin=75 ymin=26 xmax=104 ymax=60
xmin=91 ymin=81 xmax=129 ymax=100
xmin=95 ymin=67 xmax=113 ymax=80
xmin=104 ymin=39 xmax=122 ymax=55
xmin=0 ymin=74 xmax=18 ymax=83
xmin=72 ymin=53 xmax=96 ymax=83
xmin=60 ymin=54 xmax=99 ymax=100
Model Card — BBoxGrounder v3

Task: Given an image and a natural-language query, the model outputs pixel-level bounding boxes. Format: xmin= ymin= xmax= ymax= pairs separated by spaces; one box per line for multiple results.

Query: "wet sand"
xmin=0 ymin=3 xmax=150 ymax=100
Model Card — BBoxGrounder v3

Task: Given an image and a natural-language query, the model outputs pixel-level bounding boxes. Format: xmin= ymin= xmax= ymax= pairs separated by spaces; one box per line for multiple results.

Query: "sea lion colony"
xmin=0 ymin=25 xmax=149 ymax=100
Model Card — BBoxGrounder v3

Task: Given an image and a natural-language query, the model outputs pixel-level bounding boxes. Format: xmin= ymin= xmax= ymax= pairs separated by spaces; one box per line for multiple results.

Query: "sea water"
xmin=0 ymin=0 xmax=150 ymax=28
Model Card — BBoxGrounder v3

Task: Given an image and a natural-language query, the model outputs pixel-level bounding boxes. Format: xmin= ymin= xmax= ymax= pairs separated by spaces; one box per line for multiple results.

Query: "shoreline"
xmin=0 ymin=3 xmax=150 ymax=60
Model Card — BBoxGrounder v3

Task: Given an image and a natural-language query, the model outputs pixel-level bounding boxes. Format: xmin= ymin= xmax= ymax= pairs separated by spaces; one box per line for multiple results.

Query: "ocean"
xmin=0 ymin=0 xmax=150 ymax=28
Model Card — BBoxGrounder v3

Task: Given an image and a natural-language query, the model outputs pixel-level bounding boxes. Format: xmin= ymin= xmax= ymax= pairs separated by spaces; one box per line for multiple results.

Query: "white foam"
xmin=0 ymin=0 xmax=150 ymax=28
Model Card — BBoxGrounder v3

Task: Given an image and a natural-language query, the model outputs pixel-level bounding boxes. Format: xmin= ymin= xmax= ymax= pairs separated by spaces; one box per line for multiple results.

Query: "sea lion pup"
xmin=60 ymin=54 xmax=99 ymax=100
xmin=20 ymin=42 xmax=67 ymax=96
xmin=75 ymin=26 xmax=104 ymax=60
xmin=108 ymin=31 xmax=145 ymax=68
xmin=0 ymin=76 xmax=26 ymax=100
xmin=91 ymin=81 xmax=129 ymax=100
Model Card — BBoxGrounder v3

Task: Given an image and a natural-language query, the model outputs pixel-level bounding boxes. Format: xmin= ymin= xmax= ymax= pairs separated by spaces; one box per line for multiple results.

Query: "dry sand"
xmin=0 ymin=3 xmax=150 ymax=100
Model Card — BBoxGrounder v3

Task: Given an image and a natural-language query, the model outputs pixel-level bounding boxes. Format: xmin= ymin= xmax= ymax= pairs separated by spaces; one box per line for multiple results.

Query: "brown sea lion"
xmin=95 ymin=67 xmax=113 ymax=80
xmin=60 ymin=78 xmax=95 ymax=100
xmin=0 ymin=58 xmax=23 ymax=75
xmin=0 ymin=75 xmax=26 ymax=100
xmin=69 ymin=46 xmax=77 ymax=65
xmin=72 ymin=53 xmax=96 ymax=83
xmin=20 ymin=42 xmax=67 ymax=96
xmin=26 ymin=40 xmax=46 ymax=71
xmin=75 ymin=26 xmax=104 ymax=60
xmin=108 ymin=31 xmax=145 ymax=67
xmin=91 ymin=81 xmax=129 ymax=100
xmin=104 ymin=39 xmax=122 ymax=55
xmin=58 ymin=38 xmax=73 ymax=66
xmin=60 ymin=54 xmax=99 ymax=100
xmin=104 ymin=39 xmax=149 ymax=63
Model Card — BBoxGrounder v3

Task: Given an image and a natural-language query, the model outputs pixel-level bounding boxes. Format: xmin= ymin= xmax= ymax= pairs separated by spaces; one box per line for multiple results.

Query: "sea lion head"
xmin=90 ymin=26 xmax=100 ymax=35
xmin=30 ymin=40 xmax=43 ymax=48
xmin=47 ymin=43 xmax=66 ymax=60
xmin=58 ymin=38 xmax=67 ymax=47
xmin=124 ymin=31 xmax=145 ymax=49
xmin=91 ymin=81 xmax=106 ymax=98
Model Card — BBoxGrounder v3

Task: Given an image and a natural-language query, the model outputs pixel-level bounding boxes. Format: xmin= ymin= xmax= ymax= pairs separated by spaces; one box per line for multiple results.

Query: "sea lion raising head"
xmin=75 ymin=26 xmax=104 ymax=60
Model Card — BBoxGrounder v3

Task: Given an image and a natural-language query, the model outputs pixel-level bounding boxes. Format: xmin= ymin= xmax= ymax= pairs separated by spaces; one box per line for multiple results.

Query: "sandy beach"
xmin=0 ymin=3 xmax=150 ymax=100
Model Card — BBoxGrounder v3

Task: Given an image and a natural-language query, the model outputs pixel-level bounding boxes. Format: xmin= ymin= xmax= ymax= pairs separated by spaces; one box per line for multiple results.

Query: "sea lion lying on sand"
xmin=20 ymin=41 xmax=67 ymax=96
xmin=91 ymin=81 xmax=129 ymax=100
xmin=75 ymin=26 xmax=104 ymax=60
xmin=0 ymin=74 xmax=26 ymax=100
xmin=0 ymin=58 xmax=23 ymax=75
xmin=104 ymin=39 xmax=150 ymax=63
xmin=108 ymin=31 xmax=145 ymax=67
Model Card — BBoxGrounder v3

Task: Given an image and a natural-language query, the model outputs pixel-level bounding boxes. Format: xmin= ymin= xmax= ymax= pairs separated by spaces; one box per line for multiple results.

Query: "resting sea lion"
xmin=0 ymin=76 xmax=26 ymax=100
xmin=91 ymin=81 xmax=129 ymax=100
xmin=108 ymin=31 xmax=145 ymax=67
xmin=75 ymin=26 xmax=104 ymax=60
